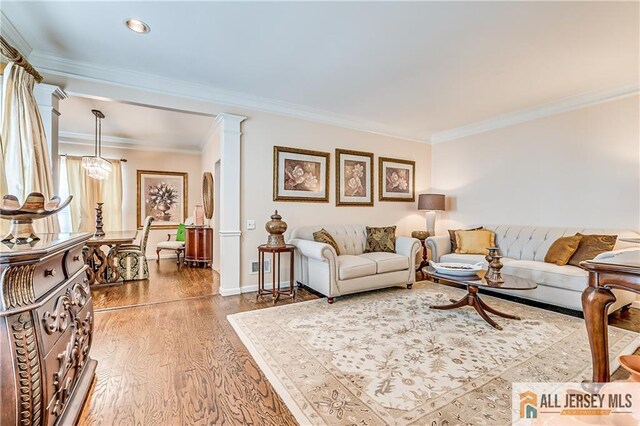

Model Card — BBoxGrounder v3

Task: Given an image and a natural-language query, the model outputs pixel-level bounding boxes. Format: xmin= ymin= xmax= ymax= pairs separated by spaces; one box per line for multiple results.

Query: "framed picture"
xmin=335 ymin=149 xmax=374 ymax=206
xmin=137 ymin=170 xmax=188 ymax=229
xmin=273 ymin=146 xmax=330 ymax=202
xmin=379 ymin=157 xmax=415 ymax=202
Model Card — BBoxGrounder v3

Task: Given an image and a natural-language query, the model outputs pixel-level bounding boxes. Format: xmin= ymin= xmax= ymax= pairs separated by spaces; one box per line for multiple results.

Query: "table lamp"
xmin=418 ymin=193 xmax=445 ymax=236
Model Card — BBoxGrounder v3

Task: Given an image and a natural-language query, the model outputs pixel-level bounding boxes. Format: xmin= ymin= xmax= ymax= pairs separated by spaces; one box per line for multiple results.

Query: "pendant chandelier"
xmin=81 ymin=109 xmax=112 ymax=180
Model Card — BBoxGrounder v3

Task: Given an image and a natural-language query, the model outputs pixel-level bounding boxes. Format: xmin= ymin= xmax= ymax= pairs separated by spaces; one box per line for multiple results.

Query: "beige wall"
xmin=240 ymin=111 xmax=431 ymax=288
xmin=430 ymin=95 xmax=640 ymax=233
xmin=59 ymin=142 xmax=202 ymax=258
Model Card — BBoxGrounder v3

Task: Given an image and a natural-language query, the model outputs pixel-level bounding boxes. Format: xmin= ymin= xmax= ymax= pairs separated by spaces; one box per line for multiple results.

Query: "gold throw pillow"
xmin=544 ymin=236 xmax=582 ymax=266
xmin=455 ymin=229 xmax=496 ymax=255
xmin=448 ymin=226 xmax=483 ymax=252
xmin=568 ymin=233 xmax=617 ymax=267
xmin=313 ymin=229 xmax=341 ymax=255
xmin=364 ymin=226 xmax=397 ymax=253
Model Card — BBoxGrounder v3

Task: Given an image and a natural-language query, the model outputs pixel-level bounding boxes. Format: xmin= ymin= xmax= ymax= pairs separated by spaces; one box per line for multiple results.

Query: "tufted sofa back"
xmin=290 ymin=225 xmax=368 ymax=255
xmin=484 ymin=225 xmax=640 ymax=261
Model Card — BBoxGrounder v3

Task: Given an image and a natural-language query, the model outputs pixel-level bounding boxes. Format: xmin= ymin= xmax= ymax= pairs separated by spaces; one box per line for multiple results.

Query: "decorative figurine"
xmin=265 ymin=210 xmax=287 ymax=247
xmin=0 ymin=193 xmax=72 ymax=243
xmin=94 ymin=202 xmax=105 ymax=237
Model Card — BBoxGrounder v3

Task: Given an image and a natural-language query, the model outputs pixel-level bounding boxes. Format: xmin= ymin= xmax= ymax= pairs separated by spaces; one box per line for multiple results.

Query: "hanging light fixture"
xmin=82 ymin=109 xmax=112 ymax=180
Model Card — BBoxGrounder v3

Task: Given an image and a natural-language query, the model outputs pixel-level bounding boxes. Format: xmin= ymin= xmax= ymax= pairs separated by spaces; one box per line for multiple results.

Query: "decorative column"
xmin=34 ymin=84 xmax=67 ymax=192
xmin=217 ymin=113 xmax=246 ymax=296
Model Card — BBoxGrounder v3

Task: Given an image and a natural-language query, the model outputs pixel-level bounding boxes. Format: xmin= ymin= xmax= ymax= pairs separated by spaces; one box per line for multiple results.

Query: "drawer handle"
xmin=45 ymin=268 xmax=56 ymax=277
xmin=73 ymin=255 xmax=81 ymax=262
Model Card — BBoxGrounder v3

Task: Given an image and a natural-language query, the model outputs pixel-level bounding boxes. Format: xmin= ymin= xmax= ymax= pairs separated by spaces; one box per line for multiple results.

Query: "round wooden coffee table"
xmin=427 ymin=267 xmax=537 ymax=330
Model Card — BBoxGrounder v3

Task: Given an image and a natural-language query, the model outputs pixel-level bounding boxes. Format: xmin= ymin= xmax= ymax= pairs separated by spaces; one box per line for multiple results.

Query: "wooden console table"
xmin=185 ymin=226 xmax=213 ymax=267
xmin=0 ymin=232 xmax=97 ymax=425
xmin=581 ymin=250 xmax=640 ymax=382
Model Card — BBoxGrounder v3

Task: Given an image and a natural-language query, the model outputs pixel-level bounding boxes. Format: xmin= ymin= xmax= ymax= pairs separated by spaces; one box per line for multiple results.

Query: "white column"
xmin=217 ymin=113 xmax=246 ymax=296
xmin=34 ymin=84 xmax=67 ymax=192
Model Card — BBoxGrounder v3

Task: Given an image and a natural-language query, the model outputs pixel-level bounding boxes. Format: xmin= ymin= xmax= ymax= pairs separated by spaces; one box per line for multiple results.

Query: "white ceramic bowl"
xmin=429 ymin=261 xmax=484 ymax=277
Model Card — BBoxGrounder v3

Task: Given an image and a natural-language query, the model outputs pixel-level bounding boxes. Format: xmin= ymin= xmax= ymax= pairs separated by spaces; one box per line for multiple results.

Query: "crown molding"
xmin=0 ymin=11 xmax=32 ymax=58
xmin=430 ymin=84 xmax=640 ymax=144
xmin=29 ymin=51 xmax=428 ymax=144
xmin=59 ymin=131 xmax=202 ymax=155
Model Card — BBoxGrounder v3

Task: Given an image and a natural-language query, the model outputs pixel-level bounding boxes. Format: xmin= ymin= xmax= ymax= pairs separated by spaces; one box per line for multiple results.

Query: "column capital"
xmin=216 ymin=113 xmax=247 ymax=127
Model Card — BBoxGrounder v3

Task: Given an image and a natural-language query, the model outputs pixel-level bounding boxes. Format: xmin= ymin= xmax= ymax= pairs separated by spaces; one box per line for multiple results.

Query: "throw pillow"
xmin=365 ymin=226 xmax=397 ymax=253
xmin=454 ymin=229 xmax=496 ymax=255
xmin=448 ymin=226 xmax=483 ymax=252
xmin=175 ymin=223 xmax=186 ymax=242
xmin=313 ymin=229 xmax=341 ymax=255
xmin=568 ymin=233 xmax=617 ymax=267
xmin=544 ymin=235 xmax=582 ymax=266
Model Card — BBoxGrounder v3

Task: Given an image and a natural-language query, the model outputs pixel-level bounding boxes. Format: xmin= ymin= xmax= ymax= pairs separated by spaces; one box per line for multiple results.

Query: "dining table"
xmin=83 ymin=230 xmax=138 ymax=285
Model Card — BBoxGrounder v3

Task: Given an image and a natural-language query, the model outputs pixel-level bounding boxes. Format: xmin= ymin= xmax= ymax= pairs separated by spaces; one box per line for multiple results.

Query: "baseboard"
xmin=219 ymin=287 xmax=242 ymax=296
xmin=239 ymin=281 xmax=294 ymax=294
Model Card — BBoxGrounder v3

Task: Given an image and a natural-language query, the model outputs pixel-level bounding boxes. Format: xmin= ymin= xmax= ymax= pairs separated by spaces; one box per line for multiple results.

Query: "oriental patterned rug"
xmin=227 ymin=282 xmax=640 ymax=425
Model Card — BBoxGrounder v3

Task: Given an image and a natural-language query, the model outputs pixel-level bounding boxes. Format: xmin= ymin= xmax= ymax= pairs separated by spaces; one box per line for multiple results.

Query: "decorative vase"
xmin=411 ymin=230 xmax=429 ymax=240
xmin=94 ymin=202 xmax=105 ymax=237
xmin=485 ymin=255 xmax=504 ymax=284
xmin=265 ymin=210 xmax=287 ymax=247
xmin=194 ymin=205 xmax=205 ymax=226
xmin=155 ymin=203 xmax=171 ymax=221
xmin=0 ymin=193 xmax=73 ymax=243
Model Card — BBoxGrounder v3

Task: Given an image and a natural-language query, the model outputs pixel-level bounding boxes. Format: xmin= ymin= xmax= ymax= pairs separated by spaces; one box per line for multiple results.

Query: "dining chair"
xmin=111 ymin=216 xmax=154 ymax=281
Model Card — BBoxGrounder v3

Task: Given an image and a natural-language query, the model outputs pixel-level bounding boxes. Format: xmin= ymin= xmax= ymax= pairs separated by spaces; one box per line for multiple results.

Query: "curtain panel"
xmin=1 ymin=62 xmax=59 ymax=234
xmin=64 ymin=156 xmax=122 ymax=232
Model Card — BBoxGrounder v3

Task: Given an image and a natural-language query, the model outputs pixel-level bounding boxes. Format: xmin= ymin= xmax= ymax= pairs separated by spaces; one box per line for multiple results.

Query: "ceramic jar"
xmin=265 ymin=210 xmax=287 ymax=247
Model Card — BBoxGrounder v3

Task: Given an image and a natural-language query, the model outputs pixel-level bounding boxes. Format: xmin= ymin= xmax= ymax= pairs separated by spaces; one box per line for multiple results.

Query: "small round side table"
xmin=257 ymin=244 xmax=296 ymax=303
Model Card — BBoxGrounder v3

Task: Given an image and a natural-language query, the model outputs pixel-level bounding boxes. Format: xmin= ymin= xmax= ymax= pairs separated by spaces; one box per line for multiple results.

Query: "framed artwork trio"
xmin=273 ymin=146 xmax=415 ymax=205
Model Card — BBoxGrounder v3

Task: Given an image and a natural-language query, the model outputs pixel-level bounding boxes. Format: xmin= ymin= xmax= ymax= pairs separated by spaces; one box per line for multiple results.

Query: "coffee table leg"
xmin=471 ymin=296 xmax=502 ymax=330
xmin=430 ymin=294 xmax=471 ymax=310
xmin=478 ymin=297 xmax=521 ymax=320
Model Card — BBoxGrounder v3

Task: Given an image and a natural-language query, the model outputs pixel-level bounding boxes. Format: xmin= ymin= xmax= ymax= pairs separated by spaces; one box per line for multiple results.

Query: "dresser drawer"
xmin=33 ymin=254 xmax=65 ymax=300
xmin=37 ymin=278 xmax=91 ymax=357
xmin=42 ymin=300 xmax=93 ymax=425
xmin=64 ymin=245 xmax=85 ymax=279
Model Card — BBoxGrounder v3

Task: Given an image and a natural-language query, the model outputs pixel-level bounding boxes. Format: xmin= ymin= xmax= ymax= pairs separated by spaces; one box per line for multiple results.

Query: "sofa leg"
xmin=327 ymin=297 xmax=335 ymax=304
xmin=156 ymin=249 xmax=161 ymax=262
xmin=407 ymin=283 xmax=413 ymax=289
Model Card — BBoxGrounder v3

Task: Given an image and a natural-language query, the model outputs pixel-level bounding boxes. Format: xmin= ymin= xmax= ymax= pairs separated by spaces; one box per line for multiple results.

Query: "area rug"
xmin=227 ymin=282 xmax=640 ymax=425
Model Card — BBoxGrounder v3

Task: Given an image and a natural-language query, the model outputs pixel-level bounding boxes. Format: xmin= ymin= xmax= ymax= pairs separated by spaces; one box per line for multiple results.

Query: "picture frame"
xmin=378 ymin=157 xmax=416 ymax=202
xmin=273 ymin=146 xmax=330 ymax=202
xmin=335 ymin=149 xmax=374 ymax=206
xmin=137 ymin=170 xmax=188 ymax=229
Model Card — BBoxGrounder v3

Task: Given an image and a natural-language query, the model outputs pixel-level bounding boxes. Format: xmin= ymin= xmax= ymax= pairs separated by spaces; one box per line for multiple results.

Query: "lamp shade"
xmin=417 ymin=193 xmax=445 ymax=211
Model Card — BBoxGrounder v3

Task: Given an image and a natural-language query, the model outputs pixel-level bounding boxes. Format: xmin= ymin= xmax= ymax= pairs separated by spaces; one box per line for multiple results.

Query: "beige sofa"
xmin=426 ymin=225 xmax=639 ymax=313
xmin=289 ymin=225 xmax=421 ymax=303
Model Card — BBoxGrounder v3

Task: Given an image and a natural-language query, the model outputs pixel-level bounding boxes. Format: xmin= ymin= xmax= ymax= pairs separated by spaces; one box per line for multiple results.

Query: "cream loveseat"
xmin=426 ymin=225 xmax=639 ymax=313
xmin=290 ymin=225 xmax=421 ymax=302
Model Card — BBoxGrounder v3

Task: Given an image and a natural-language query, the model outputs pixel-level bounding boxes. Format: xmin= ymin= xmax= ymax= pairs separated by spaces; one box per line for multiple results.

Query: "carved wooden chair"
xmin=110 ymin=216 xmax=153 ymax=281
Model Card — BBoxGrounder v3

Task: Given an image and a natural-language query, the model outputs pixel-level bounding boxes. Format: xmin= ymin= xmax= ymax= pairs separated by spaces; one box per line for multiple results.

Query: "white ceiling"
xmin=3 ymin=1 xmax=639 ymax=142
xmin=58 ymin=96 xmax=215 ymax=152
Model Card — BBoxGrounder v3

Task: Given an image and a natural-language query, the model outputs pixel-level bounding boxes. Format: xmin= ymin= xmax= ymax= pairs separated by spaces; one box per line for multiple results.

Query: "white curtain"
xmin=64 ymin=155 xmax=122 ymax=232
xmin=1 ymin=62 xmax=59 ymax=234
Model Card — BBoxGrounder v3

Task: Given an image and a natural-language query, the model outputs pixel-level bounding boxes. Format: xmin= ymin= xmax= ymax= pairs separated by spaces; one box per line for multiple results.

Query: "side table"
xmin=415 ymin=238 xmax=430 ymax=279
xmin=257 ymin=244 xmax=296 ymax=302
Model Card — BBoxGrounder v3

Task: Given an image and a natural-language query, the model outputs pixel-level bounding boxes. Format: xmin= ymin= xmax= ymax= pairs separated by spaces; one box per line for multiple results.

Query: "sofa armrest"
xmin=396 ymin=237 xmax=420 ymax=259
xmin=593 ymin=248 xmax=640 ymax=261
xmin=289 ymin=239 xmax=337 ymax=263
xmin=425 ymin=235 xmax=452 ymax=262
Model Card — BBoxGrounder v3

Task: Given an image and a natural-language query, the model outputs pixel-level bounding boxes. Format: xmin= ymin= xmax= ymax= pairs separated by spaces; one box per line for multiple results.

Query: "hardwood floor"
xmin=79 ymin=263 xmax=640 ymax=424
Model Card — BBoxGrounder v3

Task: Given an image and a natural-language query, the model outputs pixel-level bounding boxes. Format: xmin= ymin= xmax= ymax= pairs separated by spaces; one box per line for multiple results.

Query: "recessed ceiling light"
xmin=124 ymin=18 xmax=150 ymax=34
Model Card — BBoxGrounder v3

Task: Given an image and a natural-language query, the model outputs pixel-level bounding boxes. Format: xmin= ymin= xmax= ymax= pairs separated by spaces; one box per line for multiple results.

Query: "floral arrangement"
xmin=387 ymin=169 xmax=409 ymax=192
xmin=147 ymin=182 xmax=178 ymax=209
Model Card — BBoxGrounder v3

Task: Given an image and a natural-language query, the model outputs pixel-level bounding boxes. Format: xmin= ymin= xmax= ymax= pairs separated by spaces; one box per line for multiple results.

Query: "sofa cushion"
xmin=568 ymin=233 xmax=617 ymax=267
xmin=455 ymin=229 xmax=496 ymax=254
xmin=157 ymin=241 xmax=185 ymax=250
xmin=337 ymin=255 xmax=377 ymax=280
xmin=365 ymin=226 xmax=397 ymax=253
xmin=359 ymin=252 xmax=409 ymax=274
xmin=501 ymin=260 xmax=588 ymax=293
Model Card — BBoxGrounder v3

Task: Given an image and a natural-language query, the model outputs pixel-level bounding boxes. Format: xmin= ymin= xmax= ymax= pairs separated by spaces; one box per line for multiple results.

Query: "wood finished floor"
xmin=79 ymin=262 xmax=640 ymax=424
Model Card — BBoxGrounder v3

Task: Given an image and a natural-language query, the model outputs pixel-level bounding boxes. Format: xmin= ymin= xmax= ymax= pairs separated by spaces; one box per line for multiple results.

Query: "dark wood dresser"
xmin=185 ymin=226 xmax=213 ymax=267
xmin=0 ymin=232 xmax=97 ymax=425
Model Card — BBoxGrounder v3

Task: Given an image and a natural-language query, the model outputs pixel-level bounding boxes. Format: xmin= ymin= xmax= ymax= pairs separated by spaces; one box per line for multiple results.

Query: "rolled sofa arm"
xmin=593 ymin=248 xmax=640 ymax=261
xmin=396 ymin=237 xmax=420 ymax=259
xmin=289 ymin=238 xmax=337 ymax=263
xmin=425 ymin=235 xmax=452 ymax=262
